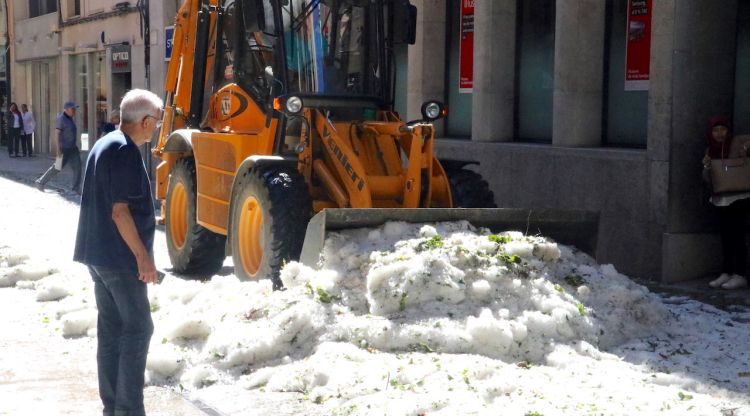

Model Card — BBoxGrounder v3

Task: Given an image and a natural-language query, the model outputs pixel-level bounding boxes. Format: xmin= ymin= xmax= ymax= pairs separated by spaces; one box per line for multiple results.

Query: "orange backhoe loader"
xmin=154 ymin=0 xmax=599 ymax=288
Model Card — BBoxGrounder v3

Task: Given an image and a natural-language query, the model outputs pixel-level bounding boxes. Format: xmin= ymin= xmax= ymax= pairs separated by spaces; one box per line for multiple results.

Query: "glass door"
xmin=31 ymin=59 xmax=58 ymax=154
xmin=95 ymin=52 xmax=108 ymax=143
xmin=71 ymin=54 xmax=89 ymax=149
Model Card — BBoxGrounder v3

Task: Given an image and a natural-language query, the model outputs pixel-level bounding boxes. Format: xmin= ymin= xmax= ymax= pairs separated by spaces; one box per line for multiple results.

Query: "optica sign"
xmin=111 ymin=44 xmax=131 ymax=74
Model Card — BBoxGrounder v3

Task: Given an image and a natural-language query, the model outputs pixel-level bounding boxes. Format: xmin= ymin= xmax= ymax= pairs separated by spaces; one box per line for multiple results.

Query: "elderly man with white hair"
xmin=73 ymin=88 xmax=163 ymax=416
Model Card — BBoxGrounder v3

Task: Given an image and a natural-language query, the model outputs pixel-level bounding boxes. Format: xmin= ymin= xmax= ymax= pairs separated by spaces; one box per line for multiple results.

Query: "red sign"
xmin=459 ymin=0 xmax=474 ymax=93
xmin=624 ymin=0 xmax=652 ymax=91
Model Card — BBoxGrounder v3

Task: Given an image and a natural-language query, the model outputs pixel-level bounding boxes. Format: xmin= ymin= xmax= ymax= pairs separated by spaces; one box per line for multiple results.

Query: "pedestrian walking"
xmin=702 ymin=115 xmax=750 ymax=290
xmin=21 ymin=104 xmax=36 ymax=157
xmin=35 ymin=101 xmax=82 ymax=193
xmin=7 ymin=103 xmax=22 ymax=157
xmin=73 ymin=89 xmax=163 ymax=416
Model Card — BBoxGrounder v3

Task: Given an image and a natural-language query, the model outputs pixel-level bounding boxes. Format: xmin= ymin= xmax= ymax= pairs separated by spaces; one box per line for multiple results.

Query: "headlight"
xmin=420 ymin=101 xmax=446 ymax=121
xmin=424 ymin=102 xmax=440 ymax=119
xmin=285 ymin=96 xmax=303 ymax=114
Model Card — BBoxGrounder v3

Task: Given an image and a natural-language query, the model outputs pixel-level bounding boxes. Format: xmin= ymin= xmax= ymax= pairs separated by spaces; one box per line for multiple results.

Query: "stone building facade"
xmin=403 ymin=0 xmax=750 ymax=282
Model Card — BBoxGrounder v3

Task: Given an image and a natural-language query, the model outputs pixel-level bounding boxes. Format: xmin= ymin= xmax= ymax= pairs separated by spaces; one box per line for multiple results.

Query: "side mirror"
xmin=393 ymin=1 xmax=417 ymax=45
xmin=242 ymin=0 xmax=266 ymax=33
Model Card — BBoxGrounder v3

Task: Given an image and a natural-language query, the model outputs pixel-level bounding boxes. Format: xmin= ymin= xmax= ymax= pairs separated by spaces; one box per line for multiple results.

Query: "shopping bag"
xmin=54 ymin=155 xmax=63 ymax=171
xmin=710 ymin=157 xmax=750 ymax=193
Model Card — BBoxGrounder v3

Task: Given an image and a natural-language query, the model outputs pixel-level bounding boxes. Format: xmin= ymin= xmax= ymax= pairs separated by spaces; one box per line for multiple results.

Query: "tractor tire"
xmin=446 ymin=167 xmax=497 ymax=208
xmin=166 ymin=158 xmax=227 ymax=277
xmin=230 ymin=166 xmax=311 ymax=289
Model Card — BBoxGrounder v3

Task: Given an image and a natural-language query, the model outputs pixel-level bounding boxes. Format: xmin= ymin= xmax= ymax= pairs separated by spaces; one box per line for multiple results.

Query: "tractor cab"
xmin=214 ymin=0 xmax=417 ymax=128
xmin=246 ymin=0 xmax=414 ymax=97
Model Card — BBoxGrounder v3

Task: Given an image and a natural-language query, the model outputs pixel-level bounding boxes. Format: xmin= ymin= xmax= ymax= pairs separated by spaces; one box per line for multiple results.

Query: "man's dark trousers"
xmin=89 ymin=265 xmax=153 ymax=416
xmin=36 ymin=147 xmax=82 ymax=191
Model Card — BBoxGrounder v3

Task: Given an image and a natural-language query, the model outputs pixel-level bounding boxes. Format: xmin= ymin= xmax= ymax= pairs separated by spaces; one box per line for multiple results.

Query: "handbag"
xmin=710 ymin=156 xmax=750 ymax=193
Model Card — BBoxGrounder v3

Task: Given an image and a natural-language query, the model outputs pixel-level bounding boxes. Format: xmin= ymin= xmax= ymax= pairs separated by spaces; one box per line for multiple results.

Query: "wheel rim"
xmin=169 ymin=182 xmax=188 ymax=249
xmin=238 ymin=196 xmax=263 ymax=277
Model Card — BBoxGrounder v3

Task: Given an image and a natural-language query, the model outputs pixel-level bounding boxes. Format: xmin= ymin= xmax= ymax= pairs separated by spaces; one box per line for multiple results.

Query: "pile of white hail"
xmin=2 ymin=220 xmax=748 ymax=416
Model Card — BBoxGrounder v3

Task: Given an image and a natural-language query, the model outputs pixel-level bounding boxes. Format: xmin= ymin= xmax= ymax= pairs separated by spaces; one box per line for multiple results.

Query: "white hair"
xmin=119 ymin=89 xmax=163 ymax=124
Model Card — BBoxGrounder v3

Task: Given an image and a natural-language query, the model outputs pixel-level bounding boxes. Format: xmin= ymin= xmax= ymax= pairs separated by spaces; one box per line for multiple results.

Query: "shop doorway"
xmin=112 ymin=73 xmax=131 ymax=115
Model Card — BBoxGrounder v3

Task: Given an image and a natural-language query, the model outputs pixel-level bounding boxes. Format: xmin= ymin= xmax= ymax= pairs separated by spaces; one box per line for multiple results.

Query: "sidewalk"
xmin=0 ymin=149 xmax=77 ymax=193
xmin=0 ymin=147 xmax=215 ymax=416
xmin=0 ymin=285 xmax=215 ymax=416
xmin=636 ymin=276 xmax=750 ymax=313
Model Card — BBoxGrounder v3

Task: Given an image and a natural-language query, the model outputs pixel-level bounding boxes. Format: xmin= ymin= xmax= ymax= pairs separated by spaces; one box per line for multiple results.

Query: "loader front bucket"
xmin=299 ymin=208 xmax=599 ymax=268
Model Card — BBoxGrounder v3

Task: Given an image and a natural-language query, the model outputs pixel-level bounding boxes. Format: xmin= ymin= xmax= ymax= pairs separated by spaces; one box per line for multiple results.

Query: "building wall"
xmin=60 ymin=11 xmax=141 ymax=145
xmin=150 ymin=0 xmax=182 ymax=98
xmin=7 ymin=0 xmax=175 ymax=157
xmin=11 ymin=14 xmax=59 ymax=62
xmin=434 ymin=142 xmax=657 ymax=280
xmin=425 ymin=0 xmax=660 ymax=281
xmin=658 ymin=0 xmax=739 ymax=282
xmin=410 ymin=0 xmax=746 ymax=282
xmin=8 ymin=3 xmax=60 ymax=152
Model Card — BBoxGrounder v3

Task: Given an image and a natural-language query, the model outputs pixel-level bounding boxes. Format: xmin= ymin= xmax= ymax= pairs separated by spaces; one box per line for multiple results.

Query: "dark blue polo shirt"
xmin=56 ymin=112 xmax=78 ymax=150
xmin=73 ymin=130 xmax=155 ymax=273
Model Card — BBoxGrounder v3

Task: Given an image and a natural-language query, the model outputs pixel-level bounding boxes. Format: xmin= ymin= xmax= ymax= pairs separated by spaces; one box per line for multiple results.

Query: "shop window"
xmin=444 ymin=0 xmax=472 ymax=138
xmin=734 ymin=0 xmax=750 ymax=135
xmin=602 ymin=0 xmax=647 ymax=147
xmin=515 ymin=0 xmax=555 ymax=142
xmin=95 ymin=53 xmax=108 ymax=141
xmin=29 ymin=0 xmax=57 ymax=18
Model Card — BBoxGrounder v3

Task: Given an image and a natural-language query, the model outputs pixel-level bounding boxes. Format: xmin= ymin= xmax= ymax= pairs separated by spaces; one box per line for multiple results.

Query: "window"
xmin=445 ymin=0 xmax=472 ymax=138
xmin=515 ymin=0 xmax=555 ymax=142
xmin=234 ymin=0 xmax=277 ymax=101
xmin=215 ymin=0 xmax=239 ymax=88
xmin=212 ymin=0 xmax=276 ymax=103
xmin=734 ymin=0 xmax=750 ymax=135
xmin=67 ymin=0 xmax=81 ymax=18
xmin=603 ymin=0 xmax=647 ymax=147
xmin=281 ymin=0 xmax=382 ymax=97
xmin=29 ymin=0 xmax=57 ymax=18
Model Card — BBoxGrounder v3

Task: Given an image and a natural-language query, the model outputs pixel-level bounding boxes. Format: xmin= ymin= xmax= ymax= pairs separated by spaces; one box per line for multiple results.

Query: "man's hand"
xmin=112 ymin=202 xmax=158 ymax=284
xmin=702 ymin=154 xmax=711 ymax=169
xmin=136 ymin=255 xmax=158 ymax=284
